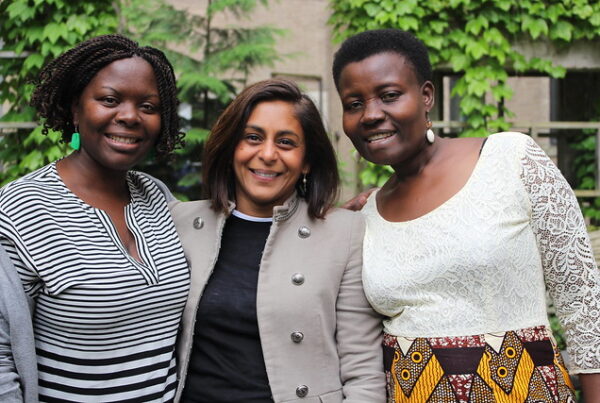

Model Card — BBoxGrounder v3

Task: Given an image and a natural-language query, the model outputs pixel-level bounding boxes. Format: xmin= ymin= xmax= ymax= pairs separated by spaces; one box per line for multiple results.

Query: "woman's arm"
xmin=520 ymin=136 xmax=600 ymax=385
xmin=0 ymin=244 xmax=36 ymax=403
xmin=336 ymin=213 xmax=385 ymax=402
xmin=0 ymin=314 xmax=22 ymax=403
xmin=0 ymin=238 xmax=37 ymax=403
xmin=580 ymin=373 xmax=600 ymax=401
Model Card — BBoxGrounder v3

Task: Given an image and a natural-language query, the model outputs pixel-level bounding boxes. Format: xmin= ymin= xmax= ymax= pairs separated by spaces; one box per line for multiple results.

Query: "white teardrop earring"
xmin=426 ymin=129 xmax=435 ymax=144
xmin=425 ymin=118 xmax=435 ymax=144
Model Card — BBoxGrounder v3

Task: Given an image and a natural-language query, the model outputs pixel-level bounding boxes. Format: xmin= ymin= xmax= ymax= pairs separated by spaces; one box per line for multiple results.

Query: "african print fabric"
xmin=383 ymin=326 xmax=576 ymax=402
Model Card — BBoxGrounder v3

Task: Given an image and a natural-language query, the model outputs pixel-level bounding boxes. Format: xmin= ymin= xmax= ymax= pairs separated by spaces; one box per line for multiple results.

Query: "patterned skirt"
xmin=383 ymin=326 xmax=576 ymax=402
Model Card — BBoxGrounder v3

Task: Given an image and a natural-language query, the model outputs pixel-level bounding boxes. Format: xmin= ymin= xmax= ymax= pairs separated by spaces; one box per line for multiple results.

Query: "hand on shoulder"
xmin=341 ymin=188 xmax=377 ymax=211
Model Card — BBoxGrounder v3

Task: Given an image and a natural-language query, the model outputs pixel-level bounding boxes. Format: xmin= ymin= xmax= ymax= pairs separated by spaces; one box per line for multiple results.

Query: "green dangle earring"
xmin=70 ymin=127 xmax=81 ymax=151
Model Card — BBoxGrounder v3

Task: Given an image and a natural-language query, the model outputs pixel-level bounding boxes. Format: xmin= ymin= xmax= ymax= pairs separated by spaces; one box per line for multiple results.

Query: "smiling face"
xmin=233 ymin=100 xmax=309 ymax=217
xmin=71 ymin=56 xmax=161 ymax=173
xmin=338 ymin=52 xmax=434 ymax=167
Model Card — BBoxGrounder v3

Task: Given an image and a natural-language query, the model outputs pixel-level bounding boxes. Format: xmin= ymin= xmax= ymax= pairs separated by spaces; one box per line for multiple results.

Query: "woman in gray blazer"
xmin=0 ymin=244 xmax=37 ymax=403
xmin=170 ymin=79 xmax=385 ymax=402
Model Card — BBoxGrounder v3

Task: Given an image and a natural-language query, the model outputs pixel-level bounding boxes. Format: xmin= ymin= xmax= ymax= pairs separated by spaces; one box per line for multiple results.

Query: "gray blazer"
xmin=0 ymin=245 xmax=38 ymax=403
xmin=170 ymin=195 xmax=385 ymax=403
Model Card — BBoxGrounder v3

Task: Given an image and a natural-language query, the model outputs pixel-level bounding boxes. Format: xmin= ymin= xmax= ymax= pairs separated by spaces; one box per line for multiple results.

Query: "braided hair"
xmin=30 ymin=34 xmax=184 ymax=158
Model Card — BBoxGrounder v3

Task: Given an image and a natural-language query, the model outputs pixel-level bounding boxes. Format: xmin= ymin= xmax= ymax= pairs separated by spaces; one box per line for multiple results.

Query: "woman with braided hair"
xmin=0 ymin=34 xmax=190 ymax=401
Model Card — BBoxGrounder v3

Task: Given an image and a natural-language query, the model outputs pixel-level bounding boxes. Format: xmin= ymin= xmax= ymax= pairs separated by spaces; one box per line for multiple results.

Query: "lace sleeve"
xmin=520 ymin=136 xmax=600 ymax=374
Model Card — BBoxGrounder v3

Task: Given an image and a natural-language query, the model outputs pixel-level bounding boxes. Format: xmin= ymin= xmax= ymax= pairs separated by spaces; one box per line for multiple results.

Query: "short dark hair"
xmin=203 ymin=79 xmax=339 ymax=219
xmin=30 ymin=34 xmax=184 ymax=158
xmin=332 ymin=29 xmax=432 ymax=89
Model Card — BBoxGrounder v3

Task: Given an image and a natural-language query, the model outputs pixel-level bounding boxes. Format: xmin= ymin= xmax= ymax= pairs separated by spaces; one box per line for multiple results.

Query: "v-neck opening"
xmin=49 ymin=162 xmax=159 ymax=284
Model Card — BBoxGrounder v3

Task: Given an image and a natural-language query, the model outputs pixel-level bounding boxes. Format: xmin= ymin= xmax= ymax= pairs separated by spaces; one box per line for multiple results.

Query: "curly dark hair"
xmin=30 ymin=34 xmax=184 ymax=158
xmin=203 ymin=79 xmax=339 ymax=219
xmin=332 ymin=29 xmax=432 ymax=90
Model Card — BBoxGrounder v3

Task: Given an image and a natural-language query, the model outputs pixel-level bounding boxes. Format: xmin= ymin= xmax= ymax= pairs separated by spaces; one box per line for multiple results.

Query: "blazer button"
xmin=291 ymin=273 xmax=305 ymax=285
xmin=291 ymin=331 xmax=304 ymax=343
xmin=193 ymin=217 xmax=204 ymax=229
xmin=298 ymin=226 xmax=311 ymax=238
xmin=296 ymin=385 xmax=309 ymax=398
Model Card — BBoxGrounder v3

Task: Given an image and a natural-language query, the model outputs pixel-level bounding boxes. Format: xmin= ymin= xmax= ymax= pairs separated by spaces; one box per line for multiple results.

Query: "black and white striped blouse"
xmin=0 ymin=162 xmax=190 ymax=402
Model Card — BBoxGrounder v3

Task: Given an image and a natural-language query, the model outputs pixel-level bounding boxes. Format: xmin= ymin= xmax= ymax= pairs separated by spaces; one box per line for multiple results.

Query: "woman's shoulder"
xmin=169 ymin=198 xmax=212 ymax=211
xmin=319 ymin=206 xmax=366 ymax=232
xmin=169 ymin=199 xmax=222 ymax=239
xmin=130 ymin=171 xmax=175 ymax=202
xmin=325 ymin=205 xmax=365 ymax=219
xmin=0 ymin=163 xmax=58 ymax=208
xmin=169 ymin=199 xmax=215 ymax=221
xmin=1 ymin=163 xmax=56 ymax=190
xmin=486 ymin=131 xmax=532 ymax=150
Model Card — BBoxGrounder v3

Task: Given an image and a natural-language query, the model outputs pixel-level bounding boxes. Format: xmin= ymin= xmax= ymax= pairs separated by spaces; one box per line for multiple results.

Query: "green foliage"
xmin=359 ymin=160 xmax=394 ymax=188
xmin=0 ymin=0 xmax=281 ymax=199
xmin=0 ymin=0 xmax=117 ymax=185
xmin=329 ymin=0 xmax=600 ymax=188
xmin=121 ymin=0 xmax=283 ymax=199
xmin=573 ymin=129 xmax=600 ymax=225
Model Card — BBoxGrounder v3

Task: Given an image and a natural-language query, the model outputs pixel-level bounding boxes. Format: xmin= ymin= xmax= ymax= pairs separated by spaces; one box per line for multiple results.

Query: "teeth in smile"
xmin=367 ymin=132 xmax=395 ymax=142
xmin=253 ymin=170 xmax=278 ymax=178
xmin=108 ymin=135 xmax=138 ymax=144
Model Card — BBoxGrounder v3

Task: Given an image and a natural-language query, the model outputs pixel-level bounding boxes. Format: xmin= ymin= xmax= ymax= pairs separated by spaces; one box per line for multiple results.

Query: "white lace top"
xmin=361 ymin=132 xmax=600 ymax=374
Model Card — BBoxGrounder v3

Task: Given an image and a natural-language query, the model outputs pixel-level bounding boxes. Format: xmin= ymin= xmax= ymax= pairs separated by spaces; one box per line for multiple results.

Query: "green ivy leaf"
xmin=522 ymin=16 xmax=548 ymax=39
xmin=430 ymin=20 xmax=448 ymax=34
xmin=546 ymin=4 xmax=565 ymax=23
xmin=7 ymin=0 xmax=36 ymax=21
xmin=469 ymin=114 xmax=485 ymax=128
xmin=394 ymin=0 xmax=417 ymax=15
xmin=42 ymin=22 xmax=64 ymax=44
xmin=482 ymin=27 xmax=505 ymax=45
xmin=467 ymin=79 xmax=490 ymax=97
xmin=450 ymin=53 xmax=469 ymax=71
xmin=364 ymin=3 xmax=380 ymax=17
xmin=398 ymin=16 xmax=419 ymax=30
xmin=460 ymin=95 xmax=484 ymax=115
xmin=465 ymin=15 xmax=488 ymax=35
xmin=20 ymin=149 xmax=44 ymax=171
xmin=551 ymin=20 xmax=573 ymax=41
xmin=548 ymin=65 xmax=567 ymax=79
xmin=449 ymin=0 xmax=468 ymax=8
xmin=591 ymin=11 xmax=600 ymax=27
xmin=491 ymin=84 xmax=513 ymax=101
xmin=424 ymin=36 xmax=444 ymax=50
xmin=23 ymin=53 xmax=44 ymax=70
xmin=481 ymin=104 xmax=498 ymax=116
xmin=488 ymin=47 xmax=506 ymax=64
xmin=493 ymin=0 xmax=512 ymax=12
xmin=66 ymin=15 xmax=92 ymax=35
xmin=574 ymin=4 xmax=593 ymax=19
xmin=465 ymin=40 xmax=487 ymax=59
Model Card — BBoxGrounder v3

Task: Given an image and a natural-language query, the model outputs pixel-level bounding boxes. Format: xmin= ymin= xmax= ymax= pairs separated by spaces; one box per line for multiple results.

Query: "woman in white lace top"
xmin=332 ymin=29 xmax=600 ymax=402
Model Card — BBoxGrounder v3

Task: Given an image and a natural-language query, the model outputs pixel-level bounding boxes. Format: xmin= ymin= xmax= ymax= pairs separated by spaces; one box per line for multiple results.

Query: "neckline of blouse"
xmin=369 ymin=135 xmax=493 ymax=225
xmin=49 ymin=161 xmax=136 ymax=211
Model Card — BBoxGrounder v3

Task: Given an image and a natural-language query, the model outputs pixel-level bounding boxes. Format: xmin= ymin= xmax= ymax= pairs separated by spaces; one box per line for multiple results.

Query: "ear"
xmin=421 ymin=81 xmax=435 ymax=112
xmin=302 ymin=163 xmax=310 ymax=175
xmin=71 ymin=100 xmax=80 ymax=128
